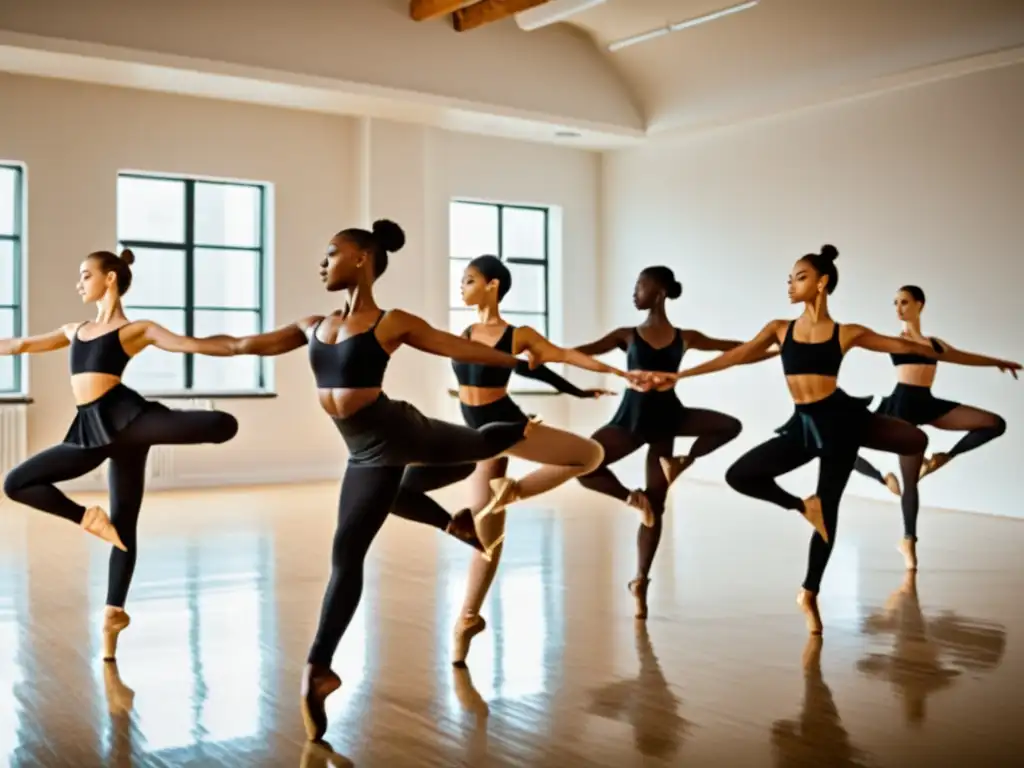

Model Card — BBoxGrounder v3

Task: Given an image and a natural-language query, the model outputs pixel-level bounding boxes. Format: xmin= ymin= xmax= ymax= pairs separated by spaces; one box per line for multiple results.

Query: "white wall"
xmin=0 ymin=73 xmax=602 ymax=488
xmin=601 ymin=63 xmax=1024 ymax=518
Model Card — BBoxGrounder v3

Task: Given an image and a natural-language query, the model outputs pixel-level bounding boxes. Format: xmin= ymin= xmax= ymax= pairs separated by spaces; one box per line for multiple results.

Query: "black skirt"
xmin=876 ymin=383 xmax=958 ymax=426
xmin=775 ymin=388 xmax=874 ymax=458
xmin=333 ymin=393 xmax=528 ymax=467
xmin=63 ymin=383 xmax=168 ymax=448
xmin=460 ymin=396 xmax=531 ymax=430
xmin=607 ymin=388 xmax=688 ymax=443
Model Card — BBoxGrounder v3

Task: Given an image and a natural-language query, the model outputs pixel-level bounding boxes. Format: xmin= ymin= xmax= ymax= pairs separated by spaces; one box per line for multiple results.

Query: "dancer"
xmin=201 ymin=220 xmax=605 ymax=742
xmin=852 ymin=285 xmax=1016 ymax=568
xmin=573 ymin=265 xmax=769 ymax=619
xmin=394 ymin=254 xmax=630 ymax=665
xmin=0 ymin=248 xmax=240 ymax=660
xmin=665 ymin=245 xmax=1010 ymax=634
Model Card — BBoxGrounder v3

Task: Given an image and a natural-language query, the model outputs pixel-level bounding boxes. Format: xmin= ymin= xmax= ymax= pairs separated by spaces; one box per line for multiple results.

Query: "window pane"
xmin=192 ymin=311 xmax=261 ymax=391
xmin=502 ymin=263 xmax=546 ymax=314
xmin=448 ymin=309 xmax=477 ymax=336
xmin=195 ymin=183 xmax=261 ymax=248
xmin=503 ymin=311 xmax=548 ymax=337
xmin=0 ymin=309 xmax=15 ymax=392
xmin=0 ymin=167 xmax=18 ymax=236
xmin=117 ymin=176 xmax=185 ymax=244
xmin=121 ymin=247 xmax=186 ymax=307
xmin=0 ymin=241 xmax=16 ymax=305
xmin=449 ymin=259 xmax=471 ymax=309
xmin=121 ymin=309 xmax=186 ymax=392
xmin=501 ymin=207 xmax=546 ymax=260
xmin=194 ymin=248 xmax=260 ymax=309
xmin=450 ymin=202 xmax=498 ymax=260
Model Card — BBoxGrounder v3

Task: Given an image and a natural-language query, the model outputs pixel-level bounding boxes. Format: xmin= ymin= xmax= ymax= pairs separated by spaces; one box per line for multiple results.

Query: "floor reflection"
xmin=857 ymin=571 xmax=1007 ymax=725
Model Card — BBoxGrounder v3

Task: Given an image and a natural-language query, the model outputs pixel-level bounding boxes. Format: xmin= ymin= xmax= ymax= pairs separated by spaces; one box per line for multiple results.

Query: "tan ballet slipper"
xmin=300 ymin=664 xmax=342 ymax=743
xmin=628 ymin=578 xmax=650 ymax=620
xmin=102 ymin=607 xmax=131 ymax=661
xmin=626 ymin=489 xmax=654 ymax=528
xmin=919 ymin=452 xmax=950 ymax=480
xmin=796 ymin=589 xmax=823 ymax=635
xmin=898 ymin=536 xmax=918 ymax=571
xmin=883 ymin=472 xmax=902 ymax=496
xmin=81 ymin=506 xmax=127 ymax=551
xmin=452 ymin=614 xmax=487 ymax=667
xmin=474 ymin=478 xmax=517 ymax=560
xmin=800 ymin=496 xmax=829 ymax=543
xmin=659 ymin=455 xmax=695 ymax=487
xmin=446 ymin=508 xmax=485 ymax=553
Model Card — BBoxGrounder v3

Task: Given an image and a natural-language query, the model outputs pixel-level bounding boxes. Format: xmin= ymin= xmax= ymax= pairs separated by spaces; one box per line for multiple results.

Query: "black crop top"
xmin=452 ymin=325 xmax=516 ymax=388
xmin=308 ymin=311 xmax=390 ymax=389
xmin=779 ymin=321 xmax=844 ymax=377
xmin=891 ymin=337 xmax=944 ymax=367
xmin=69 ymin=324 xmax=132 ymax=377
xmin=627 ymin=328 xmax=685 ymax=373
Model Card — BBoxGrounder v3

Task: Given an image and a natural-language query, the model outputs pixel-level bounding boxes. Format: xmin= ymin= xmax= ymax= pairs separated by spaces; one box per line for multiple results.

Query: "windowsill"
xmin=0 ymin=395 xmax=33 ymax=405
xmin=446 ymin=389 xmax=560 ymax=399
xmin=141 ymin=390 xmax=278 ymax=400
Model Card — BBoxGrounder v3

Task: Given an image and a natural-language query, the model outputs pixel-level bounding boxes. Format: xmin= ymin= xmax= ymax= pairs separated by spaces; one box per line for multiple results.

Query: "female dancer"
xmin=666 ymin=246 xmax=1017 ymax=634
xmin=203 ymin=220 xmax=614 ymax=742
xmin=395 ymin=254 xmax=627 ymax=665
xmin=573 ymin=265 xmax=765 ymax=619
xmin=0 ymin=248 xmax=240 ymax=660
xmin=852 ymin=284 xmax=1015 ymax=569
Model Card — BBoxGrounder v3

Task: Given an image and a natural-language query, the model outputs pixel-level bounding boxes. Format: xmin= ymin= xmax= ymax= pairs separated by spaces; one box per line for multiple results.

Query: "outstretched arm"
xmin=139 ymin=322 xmax=242 ymax=356
xmin=572 ymin=327 xmax=631 ymax=356
xmin=685 ymin=330 xmax=780 ymax=366
xmin=0 ymin=326 xmax=72 ymax=356
xmin=675 ymin=320 xmax=783 ymax=381
xmin=517 ymin=327 xmax=626 ymax=378
xmin=395 ymin=311 xmax=521 ymax=368
xmin=931 ymin=338 xmax=1020 ymax=373
xmin=513 ymin=361 xmax=608 ymax=398
xmin=844 ymin=325 xmax=944 ymax=358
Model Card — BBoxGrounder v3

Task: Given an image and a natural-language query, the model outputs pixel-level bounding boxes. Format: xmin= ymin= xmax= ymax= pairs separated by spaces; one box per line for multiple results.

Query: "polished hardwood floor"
xmin=0 ymin=479 xmax=1020 ymax=767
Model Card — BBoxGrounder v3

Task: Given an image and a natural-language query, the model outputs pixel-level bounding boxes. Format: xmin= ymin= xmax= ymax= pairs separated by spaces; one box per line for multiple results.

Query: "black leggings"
xmin=306 ymin=417 xmax=523 ymax=668
xmin=3 ymin=407 xmax=238 ymax=606
xmin=725 ymin=414 xmax=926 ymax=593
xmin=578 ymin=408 xmax=742 ymax=578
xmin=390 ymin=463 xmax=476 ymax=530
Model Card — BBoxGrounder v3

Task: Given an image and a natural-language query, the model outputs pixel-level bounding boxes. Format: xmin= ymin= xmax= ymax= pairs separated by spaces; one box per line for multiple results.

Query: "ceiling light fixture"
xmin=515 ymin=0 xmax=608 ymax=32
xmin=607 ymin=0 xmax=759 ymax=53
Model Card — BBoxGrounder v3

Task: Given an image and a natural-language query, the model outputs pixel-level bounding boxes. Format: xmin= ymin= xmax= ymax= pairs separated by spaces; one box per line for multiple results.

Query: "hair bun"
xmin=820 ymin=244 xmax=839 ymax=262
xmin=667 ymin=280 xmax=683 ymax=300
xmin=119 ymin=248 xmax=136 ymax=266
xmin=372 ymin=219 xmax=406 ymax=254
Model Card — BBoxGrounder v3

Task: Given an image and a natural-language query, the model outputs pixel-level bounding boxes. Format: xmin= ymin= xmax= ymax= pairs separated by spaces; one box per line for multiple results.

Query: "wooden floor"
xmin=0 ymin=480 xmax=1021 ymax=767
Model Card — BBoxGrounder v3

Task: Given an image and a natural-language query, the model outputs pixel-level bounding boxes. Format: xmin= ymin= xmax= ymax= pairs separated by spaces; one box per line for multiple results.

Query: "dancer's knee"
xmin=991 ymin=415 xmax=1007 ymax=437
xmin=905 ymin=428 xmax=928 ymax=456
xmin=725 ymin=461 xmax=750 ymax=493
xmin=579 ymin=439 xmax=605 ymax=475
xmin=721 ymin=416 xmax=743 ymax=442
xmin=2 ymin=468 xmax=27 ymax=502
xmin=211 ymin=412 xmax=239 ymax=443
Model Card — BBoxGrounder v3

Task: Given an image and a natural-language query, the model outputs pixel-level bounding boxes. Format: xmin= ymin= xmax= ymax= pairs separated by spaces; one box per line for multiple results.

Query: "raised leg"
xmin=922 ymin=404 xmax=1007 ymax=478
xmin=661 ymin=408 xmax=742 ymax=488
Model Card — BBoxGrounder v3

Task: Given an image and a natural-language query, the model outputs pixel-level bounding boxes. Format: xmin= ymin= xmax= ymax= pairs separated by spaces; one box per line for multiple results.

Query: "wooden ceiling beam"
xmin=409 ymin=1 xmax=471 ymax=22
xmin=453 ymin=0 xmax=549 ymax=32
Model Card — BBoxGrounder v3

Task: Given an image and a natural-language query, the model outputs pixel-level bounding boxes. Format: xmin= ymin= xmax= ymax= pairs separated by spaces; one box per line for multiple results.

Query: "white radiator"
xmin=0 ymin=404 xmax=28 ymax=479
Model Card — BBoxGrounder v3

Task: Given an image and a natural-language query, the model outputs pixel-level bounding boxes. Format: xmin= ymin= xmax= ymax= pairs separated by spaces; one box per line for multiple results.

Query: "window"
xmin=0 ymin=164 xmax=24 ymax=395
xmin=116 ymin=173 xmax=268 ymax=394
xmin=448 ymin=200 xmax=550 ymax=390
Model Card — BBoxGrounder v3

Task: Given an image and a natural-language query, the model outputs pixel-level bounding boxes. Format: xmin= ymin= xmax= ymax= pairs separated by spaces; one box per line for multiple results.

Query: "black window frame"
xmin=0 ymin=163 xmax=24 ymax=396
xmin=117 ymin=172 xmax=268 ymax=394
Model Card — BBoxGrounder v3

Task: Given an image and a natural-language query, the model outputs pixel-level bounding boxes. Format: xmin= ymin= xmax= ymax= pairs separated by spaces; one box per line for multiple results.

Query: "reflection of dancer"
xmin=858 ymin=571 xmax=1007 ymax=725
xmin=771 ymin=637 xmax=869 ymax=768
xmin=852 ymin=285 xmax=1018 ymax=570
xmin=587 ymin=623 xmax=690 ymax=759
xmin=102 ymin=662 xmax=136 ymax=764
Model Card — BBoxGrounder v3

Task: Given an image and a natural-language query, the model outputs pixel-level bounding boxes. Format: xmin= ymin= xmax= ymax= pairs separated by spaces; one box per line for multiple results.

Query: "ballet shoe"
xmin=626 ymin=489 xmax=655 ymax=528
xmin=452 ymin=614 xmax=487 ymax=666
xmin=883 ymin=472 xmax=902 ymax=497
xmin=446 ymin=509 xmax=485 ymax=553
xmin=796 ymin=589 xmax=823 ymax=635
xmin=898 ymin=536 xmax=918 ymax=571
xmin=102 ymin=607 xmax=131 ymax=661
xmin=628 ymin=577 xmax=650 ymax=620
xmin=102 ymin=661 xmax=136 ymax=714
xmin=81 ymin=506 xmax=127 ymax=551
xmin=919 ymin=452 xmax=950 ymax=480
xmin=300 ymin=664 xmax=342 ymax=743
xmin=474 ymin=478 xmax=517 ymax=560
xmin=800 ymin=496 xmax=829 ymax=543
xmin=659 ymin=455 xmax=694 ymax=486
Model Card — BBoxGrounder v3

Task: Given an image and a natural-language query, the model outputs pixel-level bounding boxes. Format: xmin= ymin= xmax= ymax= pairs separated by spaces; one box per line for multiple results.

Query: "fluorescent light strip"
xmin=608 ymin=0 xmax=759 ymax=53
xmin=515 ymin=0 xmax=608 ymax=31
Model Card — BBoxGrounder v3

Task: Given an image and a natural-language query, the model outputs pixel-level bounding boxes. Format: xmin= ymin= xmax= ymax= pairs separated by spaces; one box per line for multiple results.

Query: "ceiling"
xmin=563 ymin=0 xmax=1024 ymax=131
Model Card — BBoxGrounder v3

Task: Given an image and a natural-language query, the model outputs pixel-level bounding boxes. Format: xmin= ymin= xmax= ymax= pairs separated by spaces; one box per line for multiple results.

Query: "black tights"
xmin=578 ymin=408 xmax=742 ymax=579
xmin=3 ymin=407 xmax=238 ymax=606
xmin=726 ymin=415 xmax=927 ymax=593
xmin=853 ymin=404 xmax=1005 ymax=539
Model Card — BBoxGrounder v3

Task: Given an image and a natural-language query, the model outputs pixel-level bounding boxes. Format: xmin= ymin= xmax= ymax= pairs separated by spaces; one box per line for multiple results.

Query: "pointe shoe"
xmin=300 ymin=665 xmax=342 ymax=743
xmin=919 ymin=452 xmax=950 ymax=480
xmin=796 ymin=589 xmax=823 ymax=635
xmin=452 ymin=614 xmax=487 ymax=667
xmin=659 ymin=455 xmax=694 ymax=487
xmin=102 ymin=608 xmax=131 ymax=661
xmin=898 ymin=537 xmax=918 ymax=571
xmin=81 ymin=506 xmax=127 ymax=551
xmin=883 ymin=472 xmax=902 ymax=497
xmin=628 ymin=578 xmax=650 ymax=620
xmin=474 ymin=478 xmax=517 ymax=560
xmin=446 ymin=509 xmax=485 ymax=553
xmin=800 ymin=496 xmax=829 ymax=543
xmin=626 ymin=489 xmax=655 ymax=528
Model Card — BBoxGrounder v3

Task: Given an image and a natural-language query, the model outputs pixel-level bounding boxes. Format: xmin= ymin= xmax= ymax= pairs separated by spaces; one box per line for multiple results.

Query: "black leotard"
xmin=70 ymin=324 xmax=132 ymax=377
xmin=308 ymin=312 xmax=390 ymax=389
xmin=452 ymin=325 xmax=516 ymax=387
xmin=890 ymin=337 xmax=944 ymax=367
xmin=779 ymin=321 xmax=844 ymax=377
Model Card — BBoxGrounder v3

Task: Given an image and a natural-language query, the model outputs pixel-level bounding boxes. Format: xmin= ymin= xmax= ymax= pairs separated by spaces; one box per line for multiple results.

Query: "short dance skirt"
xmin=63 ymin=383 xmax=168 ymax=448
xmin=875 ymin=383 xmax=958 ymax=426
xmin=460 ymin=396 xmax=531 ymax=430
xmin=607 ymin=388 xmax=688 ymax=443
xmin=333 ymin=393 xmax=528 ymax=467
xmin=775 ymin=388 xmax=874 ymax=458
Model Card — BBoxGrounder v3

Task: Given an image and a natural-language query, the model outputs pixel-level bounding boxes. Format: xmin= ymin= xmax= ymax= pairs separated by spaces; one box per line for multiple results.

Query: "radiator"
xmin=0 ymin=404 xmax=28 ymax=479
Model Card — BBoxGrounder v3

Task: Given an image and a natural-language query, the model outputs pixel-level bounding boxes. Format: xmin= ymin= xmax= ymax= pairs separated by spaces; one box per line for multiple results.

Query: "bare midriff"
xmin=785 ymin=374 xmax=839 ymax=406
xmin=458 ymin=385 xmax=509 ymax=407
xmin=71 ymin=374 xmax=123 ymax=407
xmin=318 ymin=387 xmax=384 ymax=419
xmin=895 ymin=364 xmax=937 ymax=388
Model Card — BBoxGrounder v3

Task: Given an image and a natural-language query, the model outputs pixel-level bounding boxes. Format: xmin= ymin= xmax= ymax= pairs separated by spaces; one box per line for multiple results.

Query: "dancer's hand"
xmin=998 ymin=360 xmax=1020 ymax=379
xmin=581 ymin=388 xmax=616 ymax=398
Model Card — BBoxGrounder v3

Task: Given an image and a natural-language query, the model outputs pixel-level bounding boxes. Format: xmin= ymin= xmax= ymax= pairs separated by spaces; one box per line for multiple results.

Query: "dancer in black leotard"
xmin=202 ymin=220 xmax=577 ymax=742
xmin=852 ymin=285 xmax=1018 ymax=569
xmin=573 ymin=266 xmax=771 ymax=619
xmin=665 ymin=246 xmax=986 ymax=635
xmin=0 ymin=249 xmax=240 ymax=660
